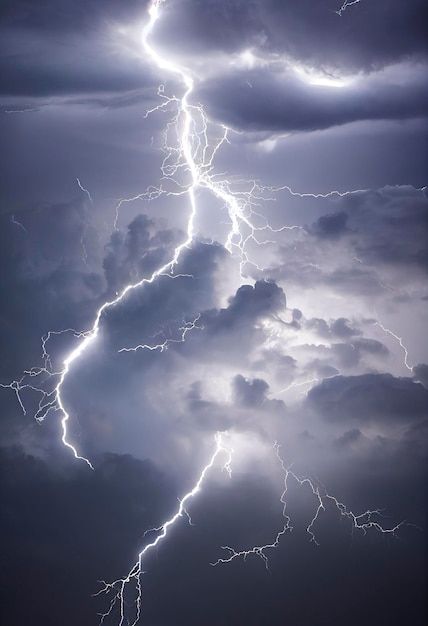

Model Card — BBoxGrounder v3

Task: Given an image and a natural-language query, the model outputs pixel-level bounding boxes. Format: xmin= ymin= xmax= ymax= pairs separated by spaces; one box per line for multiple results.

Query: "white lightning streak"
xmin=2 ymin=0 xmax=199 ymax=468
xmin=1 ymin=1 xmax=413 ymax=623
xmin=76 ymin=177 xmax=94 ymax=264
xmin=1 ymin=0 xmax=303 ymax=466
xmin=95 ymin=431 xmax=233 ymax=626
xmin=118 ymin=314 xmax=202 ymax=353
xmin=76 ymin=177 xmax=94 ymax=204
xmin=10 ymin=213 xmax=27 ymax=233
xmin=4 ymin=107 xmax=38 ymax=114
xmin=375 ymin=320 xmax=413 ymax=372
xmin=335 ymin=0 xmax=362 ymax=17
xmin=212 ymin=442 xmax=405 ymax=569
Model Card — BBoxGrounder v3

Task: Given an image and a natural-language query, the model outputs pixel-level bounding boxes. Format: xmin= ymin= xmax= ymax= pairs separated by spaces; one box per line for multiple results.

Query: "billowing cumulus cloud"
xmin=307 ymin=373 xmax=428 ymax=423
xmin=198 ymin=63 xmax=428 ymax=132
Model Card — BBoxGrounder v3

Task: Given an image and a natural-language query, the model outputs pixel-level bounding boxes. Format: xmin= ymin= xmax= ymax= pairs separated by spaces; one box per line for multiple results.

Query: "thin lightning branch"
xmin=10 ymin=213 xmax=27 ymax=233
xmin=2 ymin=0 xmax=302 ymax=467
xmin=76 ymin=177 xmax=94 ymax=204
xmin=76 ymin=178 xmax=94 ymax=264
xmin=335 ymin=0 xmax=362 ymax=17
xmin=276 ymin=372 xmax=340 ymax=398
xmin=1 ymin=1 xmax=415 ymax=623
xmin=277 ymin=377 xmax=323 ymax=396
xmin=275 ymin=184 xmax=367 ymax=198
xmin=212 ymin=442 xmax=405 ymax=569
xmin=375 ymin=321 xmax=413 ymax=372
xmin=272 ymin=184 xmax=427 ymax=201
xmin=112 ymin=4 xmax=302 ymax=275
xmin=118 ymin=314 xmax=202 ymax=353
xmin=4 ymin=107 xmax=38 ymax=114
xmin=94 ymin=432 xmax=233 ymax=626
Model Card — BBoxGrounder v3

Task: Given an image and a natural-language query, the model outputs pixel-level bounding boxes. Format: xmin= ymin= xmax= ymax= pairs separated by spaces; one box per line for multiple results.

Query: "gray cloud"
xmin=308 ymin=373 xmax=428 ymax=423
xmin=203 ymin=280 xmax=286 ymax=333
xmin=198 ymin=64 xmax=428 ymax=133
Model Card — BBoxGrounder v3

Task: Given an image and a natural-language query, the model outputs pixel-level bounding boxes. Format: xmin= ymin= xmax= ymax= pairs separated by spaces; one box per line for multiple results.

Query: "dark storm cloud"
xmin=102 ymin=240 xmax=228 ymax=354
xmin=102 ymin=214 xmax=181 ymax=296
xmin=316 ymin=186 xmax=428 ymax=271
xmin=308 ymin=211 xmax=349 ymax=239
xmin=157 ymin=0 xmax=428 ymax=71
xmin=1 ymin=0 xmax=426 ymax=138
xmin=232 ymin=374 xmax=285 ymax=415
xmin=333 ymin=426 xmax=362 ymax=449
xmin=413 ymin=363 xmax=428 ymax=389
xmin=0 ymin=31 xmax=151 ymax=97
xmin=13 ymin=0 xmax=406 ymax=80
xmin=330 ymin=341 xmax=379 ymax=368
xmin=0 ymin=205 xmax=186 ymax=380
xmin=0 ymin=201 xmax=102 ymax=377
xmin=300 ymin=315 xmax=389 ymax=369
xmin=0 ymin=444 xmax=176 ymax=626
xmin=0 ymin=0 xmax=152 ymax=97
xmin=307 ymin=373 xmax=428 ymax=423
xmin=203 ymin=280 xmax=286 ymax=332
xmin=1 ymin=0 xmax=427 ymax=139
xmin=306 ymin=316 xmax=361 ymax=339
xmin=184 ymin=381 xmax=232 ymax=431
xmin=1 ymin=2 xmax=427 ymax=624
xmin=198 ymin=64 xmax=428 ymax=133
xmin=233 ymin=374 xmax=269 ymax=407
xmin=269 ymin=186 xmax=428 ymax=300
xmin=1 ymin=440 xmax=425 ymax=626
xmin=352 ymin=337 xmax=388 ymax=356
xmin=0 ymin=0 xmax=147 ymax=32
xmin=182 ymin=372 xmax=286 ymax=436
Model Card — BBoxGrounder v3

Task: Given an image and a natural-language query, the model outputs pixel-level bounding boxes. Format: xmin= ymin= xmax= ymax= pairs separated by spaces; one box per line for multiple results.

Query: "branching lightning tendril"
xmin=95 ymin=432 xmax=233 ymax=626
xmin=1 ymin=1 xmax=412 ymax=623
xmin=375 ymin=320 xmax=413 ymax=372
xmin=335 ymin=0 xmax=362 ymax=17
xmin=212 ymin=442 xmax=405 ymax=569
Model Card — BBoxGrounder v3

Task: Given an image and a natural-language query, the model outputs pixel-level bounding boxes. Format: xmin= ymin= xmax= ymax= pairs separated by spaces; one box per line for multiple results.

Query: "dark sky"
xmin=0 ymin=1 xmax=427 ymax=625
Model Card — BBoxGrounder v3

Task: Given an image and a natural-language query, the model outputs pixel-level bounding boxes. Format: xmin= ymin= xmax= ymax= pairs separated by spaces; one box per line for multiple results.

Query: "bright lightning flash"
xmin=212 ymin=442 xmax=405 ymax=569
xmin=2 ymin=0 xmax=301 ymax=469
xmin=1 ymin=1 xmax=411 ymax=624
xmin=375 ymin=320 xmax=413 ymax=372
xmin=95 ymin=432 xmax=233 ymax=626
xmin=335 ymin=0 xmax=363 ymax=17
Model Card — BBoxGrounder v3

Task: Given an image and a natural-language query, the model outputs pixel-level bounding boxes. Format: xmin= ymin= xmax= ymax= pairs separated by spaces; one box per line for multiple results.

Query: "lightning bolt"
xmin=1 ymin=1 xmax=415 ymax=624
xmin=4 ymin=107 xmax=38 ymax=114
xmin=212 ymin=442 xmax=405 ymax=569
xmin=94 ymin=431 xmax=233 ymax=626
xmin=375 ymin=320 xmax=413 ymax=372
xmin=118 ymin=313 xmax=202 ymax=353
xmin=10 ymin=213 xmax=28 ymax=233
xmin=76 ymin=177 xmax=94 ymax=204
xmin=1 ymin=0 xmax=301 ymax=467
xmin=276 ymin=375 xmax=339 ymax=398
xmin=76 ymin=177 xmax=94 ymax=264
xmin=335 ymin=0 xmax=362 ymax=17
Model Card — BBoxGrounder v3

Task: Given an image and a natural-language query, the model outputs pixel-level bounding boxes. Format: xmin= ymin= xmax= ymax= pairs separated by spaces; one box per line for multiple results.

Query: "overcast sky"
xmin=1 ymin=1 xmax=427 ymax=625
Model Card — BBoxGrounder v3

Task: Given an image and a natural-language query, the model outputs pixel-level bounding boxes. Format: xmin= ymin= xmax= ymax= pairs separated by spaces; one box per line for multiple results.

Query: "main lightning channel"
xmin=2 ymin=2 xmax=413 ymax=623
xmin=95 ymin=432 xmax=233 ymax=626
xmin=2 ymin=0 xmax=303 ymax=466
xmin=3 ymin=0 xmax=203 ymax=468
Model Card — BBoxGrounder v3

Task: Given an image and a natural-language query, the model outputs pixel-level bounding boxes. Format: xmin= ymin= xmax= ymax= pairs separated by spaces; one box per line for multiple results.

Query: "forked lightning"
xmin=1 ymin=1 xmax=411 ymax=624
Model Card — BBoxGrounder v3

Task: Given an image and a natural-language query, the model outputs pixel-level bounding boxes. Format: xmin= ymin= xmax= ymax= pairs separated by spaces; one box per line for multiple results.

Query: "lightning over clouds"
xmin=0 ymin=1 xmax=427 ymax=625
